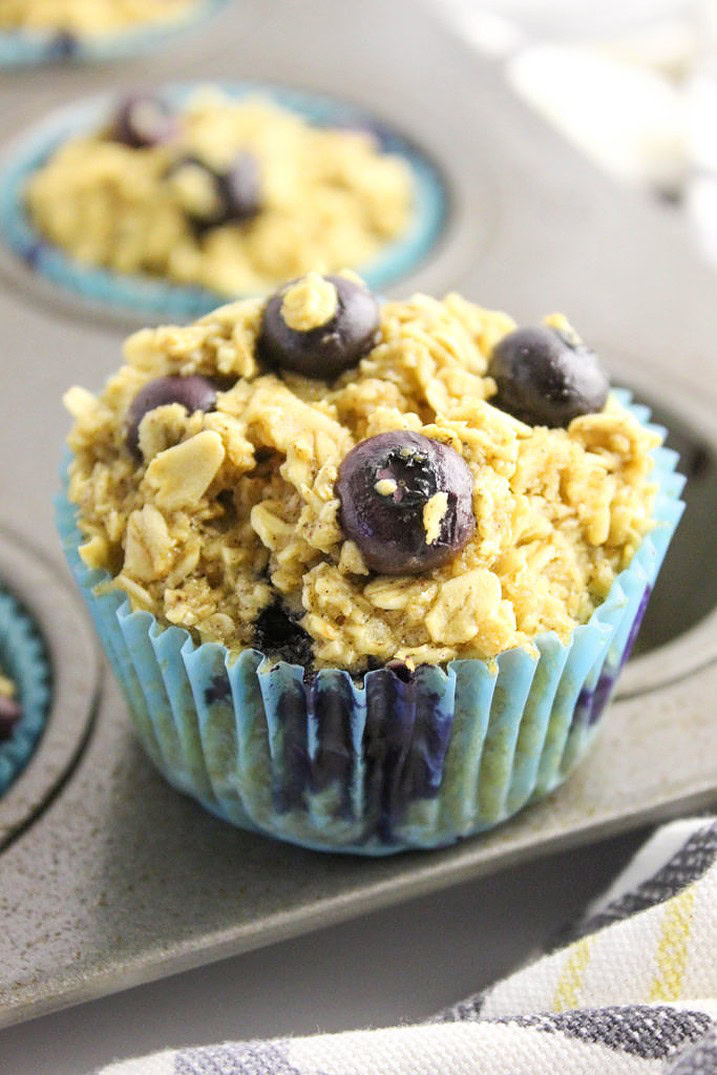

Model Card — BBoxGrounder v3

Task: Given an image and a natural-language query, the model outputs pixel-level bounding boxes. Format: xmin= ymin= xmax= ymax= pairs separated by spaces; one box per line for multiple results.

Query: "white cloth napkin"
xmin=100 ymin=816 xmax=717 ymax=1074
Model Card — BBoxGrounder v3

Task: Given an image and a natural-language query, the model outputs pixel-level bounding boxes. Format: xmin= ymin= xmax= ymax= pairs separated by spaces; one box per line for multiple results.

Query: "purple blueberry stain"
xmin=574 ymin=584 xmax=653 ymax=727
xmin=307 ymin=672 xmax=356 ymax=818
xmin=575 ymin=669 xmax=617 ymax=729
xmin=203 ymin=672 xmax=231 ymax=707
xmin=261 ymin=659 xmax=455 ymax=844
xmin=268 ymin=669 xmax=312 ymax=816
xmin=363 ymin=665 xmax=453 ymax=843
xmin=618 ymin=584 xmax=653 ymax=671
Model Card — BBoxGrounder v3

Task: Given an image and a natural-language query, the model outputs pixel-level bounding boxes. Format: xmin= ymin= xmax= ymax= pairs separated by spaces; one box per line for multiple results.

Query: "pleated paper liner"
xmin=0 ymin=82 xmax=448 ymax=322
xmin=0 ymin=587 xmax=51 ymax=796
xmin=0 ymin=0 xmax=228 ymax=68
xmin=56 ymin=393 xmax=684 ymax=854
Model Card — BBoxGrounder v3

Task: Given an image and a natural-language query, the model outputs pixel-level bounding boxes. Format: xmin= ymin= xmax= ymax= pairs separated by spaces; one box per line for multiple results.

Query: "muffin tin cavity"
xmin=0 ymin=528 xmax=98 ymax=850
xmin=0 ymin=0 xmax=228 ymax=68
xmin=0 ymin=83 xmax=448 ymax=324
xmin=616 ymin=393 xmax=717 ymax=698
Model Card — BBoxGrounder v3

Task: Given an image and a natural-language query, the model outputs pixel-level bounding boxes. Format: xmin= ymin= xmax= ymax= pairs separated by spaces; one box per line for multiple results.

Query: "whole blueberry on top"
xmin=168 ymin=152 xmax=261 ymax=230
xmin=109 ymin=95 xmax=178 ymax=149
xmin=488 ymin=324 xmax=610 ymax=428
xmin=336 ymin=431 xmax=476 ymax=575
xmin=257 ymin=272 xmax=380 ymax=379
xmin=126 ymin=375 xmax=218 ymax=457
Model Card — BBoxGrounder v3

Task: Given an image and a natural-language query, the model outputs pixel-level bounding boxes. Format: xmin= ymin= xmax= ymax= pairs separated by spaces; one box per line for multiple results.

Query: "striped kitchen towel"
xmin=100 ymin=816 xmax=717 ymax=1074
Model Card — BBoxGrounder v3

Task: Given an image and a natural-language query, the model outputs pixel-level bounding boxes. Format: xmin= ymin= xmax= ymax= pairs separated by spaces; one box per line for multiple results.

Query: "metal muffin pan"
xmin=0 ymin=529 xmax=98 ymax=848
xmin=0 ymin=0 xmax=716 ymax=1030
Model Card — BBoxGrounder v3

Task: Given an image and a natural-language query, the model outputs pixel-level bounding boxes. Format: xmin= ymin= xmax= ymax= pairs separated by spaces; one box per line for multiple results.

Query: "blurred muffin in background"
xmin=0 ymin=0 xmax=228 ymax=67
xmin=0 ymin=0 xmax=200 ymax=36
xmin=25 ymin=89 xmax=414 ymax=300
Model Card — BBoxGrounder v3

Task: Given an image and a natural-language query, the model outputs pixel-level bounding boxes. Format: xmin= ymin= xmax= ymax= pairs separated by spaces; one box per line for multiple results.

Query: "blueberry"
xmin=258 ymin=274 xmax=380 ymax=379
xmin=337 ymin=431 xmax=475 ymax=575
xmin=253 ymin=599 xmax=314 ymax=668
xmin=168 ymin=152 xmax=261 ymax=230
xmin=109 ymin=95 xmax=177 ymax=149
xmin=126 ymin=375 xmax=218 ymax=457
xmin=0 ymin=695 xmax=21 ymax=742
xmin=222 ymin=152 xmax=262 ymax=221
xmin=488 ymin=325 xmax=609 ymax=428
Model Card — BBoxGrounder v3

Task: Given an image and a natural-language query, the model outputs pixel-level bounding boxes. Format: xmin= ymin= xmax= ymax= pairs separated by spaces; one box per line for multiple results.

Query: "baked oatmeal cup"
xmin=0 ymin=0 xmax=226 ymax=66
xmin=57 ymin=272 xmax=684 ymax=852
xmin=2 ymin=86 xmax=444 ymax=320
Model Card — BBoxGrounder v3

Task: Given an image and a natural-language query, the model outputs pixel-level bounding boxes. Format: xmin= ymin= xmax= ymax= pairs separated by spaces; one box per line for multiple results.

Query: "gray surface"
xmin=0 ymin=0 xmax=715 ymax=1031
xmin=0 ymin=826 xmax=649 ymax=1075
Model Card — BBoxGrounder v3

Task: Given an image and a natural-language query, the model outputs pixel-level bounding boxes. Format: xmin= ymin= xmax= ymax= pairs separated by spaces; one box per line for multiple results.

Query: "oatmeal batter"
xmin=65 ymin=272 xmax=659 ymax=673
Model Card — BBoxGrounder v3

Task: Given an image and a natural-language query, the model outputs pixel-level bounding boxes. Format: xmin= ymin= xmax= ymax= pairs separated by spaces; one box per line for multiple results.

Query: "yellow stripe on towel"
xmin=648 ymin=886 xmax=695 ymax=1002
xmin=553 ymin=936 xmax=593 ymax=1011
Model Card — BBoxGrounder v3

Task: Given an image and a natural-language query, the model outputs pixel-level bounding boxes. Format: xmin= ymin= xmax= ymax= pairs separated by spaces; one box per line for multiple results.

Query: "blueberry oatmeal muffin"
xmin=57 ymin=272 xmax=683 ymax=853
xmin=0 ymin=0 xmax=199 ymax=36
xmin=25 ymin=90 xmax=414 ymax=302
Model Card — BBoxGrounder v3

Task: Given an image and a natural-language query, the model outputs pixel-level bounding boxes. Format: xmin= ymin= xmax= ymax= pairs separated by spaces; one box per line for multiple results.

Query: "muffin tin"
xmin=0 ymin=529 xmax=98 ymax=848
xmin=0 ymin=0 xmax=715 ymax=1029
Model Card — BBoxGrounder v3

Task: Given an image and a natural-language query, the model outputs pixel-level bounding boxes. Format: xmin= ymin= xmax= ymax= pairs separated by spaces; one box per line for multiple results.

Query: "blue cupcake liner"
xmin=0 ymin=0 xmax=228 ymax=68
xmin=0 ymin=586 xmax=51 ymax=796
xmin=0 ymin=82 xmax=448 ymax=322
xmin=55 ymin=393 xmax=684 ymax=854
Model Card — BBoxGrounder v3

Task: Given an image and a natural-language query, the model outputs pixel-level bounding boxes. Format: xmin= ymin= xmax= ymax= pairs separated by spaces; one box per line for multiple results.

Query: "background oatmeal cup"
xmin=0 ymin=83 xmax=448 ymax=322
xmin=0 ymin=0 xmax=229 ymax=68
